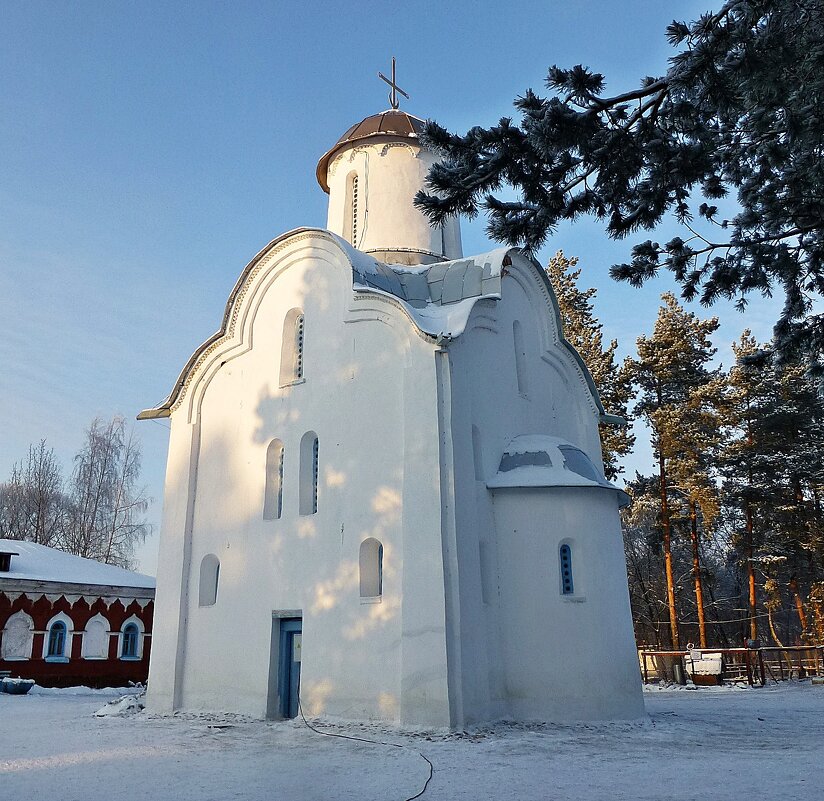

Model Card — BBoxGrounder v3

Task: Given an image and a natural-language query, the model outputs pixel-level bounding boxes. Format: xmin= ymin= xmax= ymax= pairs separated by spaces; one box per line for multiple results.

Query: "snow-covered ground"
xmin=2 ymin=683 xmax=823 ymax=800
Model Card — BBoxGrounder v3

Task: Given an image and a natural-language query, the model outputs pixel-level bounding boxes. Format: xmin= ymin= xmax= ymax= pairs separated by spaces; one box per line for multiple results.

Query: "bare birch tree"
xmin=0 ymin=441 xmax=66 ymax=545
xmin=64 ymin=417 xmax=150 ymax=568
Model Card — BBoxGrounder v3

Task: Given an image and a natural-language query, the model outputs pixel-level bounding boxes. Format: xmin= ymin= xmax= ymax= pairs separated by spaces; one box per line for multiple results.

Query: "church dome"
xmin=316 ymin=110 xmax=426 ymax=193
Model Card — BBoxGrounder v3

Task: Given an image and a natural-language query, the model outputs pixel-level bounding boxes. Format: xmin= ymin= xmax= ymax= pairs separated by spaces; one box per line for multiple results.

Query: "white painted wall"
xmin=325 ymin=142 xmax=462 ymax=264
xmin=443 ymin=252 xmax=644 ymax=722
xmin=147 ymin=233 xmax=451 ymax=725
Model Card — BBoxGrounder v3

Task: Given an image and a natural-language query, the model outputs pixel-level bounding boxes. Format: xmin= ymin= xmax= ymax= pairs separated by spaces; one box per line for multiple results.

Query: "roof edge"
xmin=137 ymin=228 xmax=370 ymax=420
xmin=316 ymin=131 xmax=424 ymax=194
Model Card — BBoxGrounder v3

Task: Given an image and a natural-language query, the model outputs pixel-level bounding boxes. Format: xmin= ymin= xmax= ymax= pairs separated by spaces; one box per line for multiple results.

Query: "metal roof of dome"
xmin=316 ymin=109 xmax=426 ymax=193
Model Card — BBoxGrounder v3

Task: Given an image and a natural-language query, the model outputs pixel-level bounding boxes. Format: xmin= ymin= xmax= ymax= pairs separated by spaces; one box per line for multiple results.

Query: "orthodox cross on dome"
xmin=378 ymin=57 xmax=410 ymax=110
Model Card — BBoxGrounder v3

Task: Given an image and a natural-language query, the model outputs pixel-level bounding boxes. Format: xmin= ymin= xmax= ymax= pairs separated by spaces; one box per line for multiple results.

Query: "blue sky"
xmin=0 ymin=1 xmax=779 ymax=574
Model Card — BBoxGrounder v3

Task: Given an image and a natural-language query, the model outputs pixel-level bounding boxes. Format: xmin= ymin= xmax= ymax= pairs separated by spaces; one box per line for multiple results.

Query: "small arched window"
xmin=121 ymin=623 xmax=139 ymax=659
xmin=299 ymin=431 xmax=319 ymax=515
xmin=559 ymin=543 xmax=574 ymax=595
xmin=359 ymin=538 xmax=383 ymax=598
xmin=513 ymin=320 xmax=528 ymax=396
xmin=264 ymin=439 xmax=285 ymax=520
xmin=47 ymin=621 xmax=67 ymax=659
xmin=199 ymin=554 xmax=220 ymax=607
xmin=280 ymin=308 xmax=305 ymax=386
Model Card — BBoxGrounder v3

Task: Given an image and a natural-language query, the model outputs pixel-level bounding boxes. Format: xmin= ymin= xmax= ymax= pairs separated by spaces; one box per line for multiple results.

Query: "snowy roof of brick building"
xmin=0 ymin=539 xmax=155 ymax=589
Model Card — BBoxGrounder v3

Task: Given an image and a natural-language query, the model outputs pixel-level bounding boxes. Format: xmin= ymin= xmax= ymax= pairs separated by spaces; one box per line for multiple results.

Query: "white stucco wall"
xmin=146 ymin=235 xmax=642 ymax=727
xmin=325 ymin=142 xmax=462 ymax=263
xmin=442 ymin=252 xmax=643 ymax=722
xmin=147 ymin=233 xmax=451 ymax=725
xmin=490 ymin=487 xmax=643 ymax=720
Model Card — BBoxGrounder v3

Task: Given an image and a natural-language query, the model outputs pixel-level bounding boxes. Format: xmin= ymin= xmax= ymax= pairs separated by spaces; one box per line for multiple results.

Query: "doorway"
xmin=276 ymin=617 xmax=302 ymax=719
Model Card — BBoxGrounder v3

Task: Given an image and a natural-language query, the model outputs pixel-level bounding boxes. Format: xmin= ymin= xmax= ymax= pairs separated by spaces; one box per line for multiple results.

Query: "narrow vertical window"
xmin=47 ymin=621 xmax=66 ymax=658
xmin=560 ymin=543 xmax=574 ymax=595
xmin=121 ymin=623 xmax=139 ymax=659
xmin=513 ymin=320 xmax=528 ymax=396
xmin=351 ymin=175 xmax=359 ymax=245
xmin=312 ymin=436 xmax=319 ymax=514
xmin=264 ymin=439 xmax=285 ymax=520
xmin=199 ymin=554 xmax=220 ymax=607
xmin=279 ymin=308 xmax=305 ymax=386
xmin=344 ymin=171 xmax=360 ymax=246
xmin=359 ymin=538 xmax=383 ymax=598
xmin=299 ymin=431 xmax=319 ymax=515
xmin=294 ymin=314 xmax=305 ymax=379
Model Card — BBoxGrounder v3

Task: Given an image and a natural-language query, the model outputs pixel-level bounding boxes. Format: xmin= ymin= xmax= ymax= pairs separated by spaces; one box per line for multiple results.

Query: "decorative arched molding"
xmin=43 ymin=611 xmax=73 ymax=662
xmin=138 ymin=229 xmax=431 ymax=424
xmin=119 ymin=614 xmax=145 ymax=660
xmin=328 ymin=140 xmax=420 ymax=180
xmin=81 ymin=612 xmax=110 ymax=660
xmin=279 ymin=308 xmax=305 ymax=387
xmin=1 ymin=610 xmax=34 ymax=661
xmin=378 ymin=141 xmax=420 ymax=159
xmin=136 ymin=230 xmax=607 ymax=424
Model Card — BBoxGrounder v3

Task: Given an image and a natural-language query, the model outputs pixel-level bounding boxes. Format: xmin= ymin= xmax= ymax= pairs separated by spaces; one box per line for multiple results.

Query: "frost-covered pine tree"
xmin=720 ymin=333 xmax=824 ymax=644
xmin=544 ymin=251 xmax=634 ymax=480
xmin=416 ymin=0 xmax=824 ymax=372
xmin=630 ymin=294 xmax=720 ymax=648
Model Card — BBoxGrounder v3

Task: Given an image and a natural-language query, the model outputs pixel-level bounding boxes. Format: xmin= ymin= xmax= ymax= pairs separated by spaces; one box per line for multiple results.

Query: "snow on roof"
xmin=486 ymin=435 xmax=629 ymax=505
xmin=0 ymin=539 xmax=155 ymax=589
xmin=343 ymin=237 xmax=507 ymax=338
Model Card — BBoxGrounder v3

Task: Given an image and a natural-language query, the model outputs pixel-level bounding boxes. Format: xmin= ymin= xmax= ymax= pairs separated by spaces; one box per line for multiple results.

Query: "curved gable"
xmin=138 ymin=228 xmax=361 ymax=420
xmin=487 ymin=250 xmax=610 ymax=420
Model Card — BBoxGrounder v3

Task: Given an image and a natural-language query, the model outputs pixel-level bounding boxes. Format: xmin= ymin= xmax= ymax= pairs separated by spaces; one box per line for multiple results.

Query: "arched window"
xmin=263 ymin=439 xmax=285 ymax=520
xmin=559 ymin=543 xmax=574 ymax=595
xmin=199 ymin=554 xmax=220 ymax=607
xmin=1 ymin=610 xmax=34 ymax=661
xmin=345 ymin=171 xmax=360 ymax=246
xmin=359 ymin=538 xmax=383 ymax=598
xmin=279 ymin=308 xmax=305 ymax=386
xmin=81 ymin=613 xmax=110 ymax=660
xmin=513 ymin=320 xmax=528 ymax=396
xmin=42 ymin=613 xmax=72 ymax=661
xmin=299 ymin=431 xmax=319 ymax=515
xmin=47 ymin=621 xmax=67 ymax=659
xmin=121 ymin=624 xmax=139 ymax=659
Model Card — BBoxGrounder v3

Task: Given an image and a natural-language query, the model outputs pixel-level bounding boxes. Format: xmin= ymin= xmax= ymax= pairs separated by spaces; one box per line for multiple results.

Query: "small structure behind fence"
xmin=639 ymin=645 xmax=824 ymax=687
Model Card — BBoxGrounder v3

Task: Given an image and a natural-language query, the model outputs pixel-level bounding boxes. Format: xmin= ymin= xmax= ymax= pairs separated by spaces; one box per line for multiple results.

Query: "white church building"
xmin=139 ymin=102 xmax=644 ymax=727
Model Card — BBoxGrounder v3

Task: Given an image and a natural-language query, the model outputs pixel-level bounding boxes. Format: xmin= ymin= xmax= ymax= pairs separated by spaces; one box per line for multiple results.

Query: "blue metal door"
xmin=278 ymin=618 xmax=302 ymax=719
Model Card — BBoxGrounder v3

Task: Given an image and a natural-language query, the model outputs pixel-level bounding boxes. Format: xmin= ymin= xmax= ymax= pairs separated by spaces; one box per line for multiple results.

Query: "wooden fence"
xmin=638 ymin=645 xmax=824 ymax=686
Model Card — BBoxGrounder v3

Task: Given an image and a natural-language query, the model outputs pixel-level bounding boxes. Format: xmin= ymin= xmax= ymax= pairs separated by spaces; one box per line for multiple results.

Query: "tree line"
xmin=548 ymin=252 xmax=824 ymax=651
xmin=417 ymin=0 xmax=824 ymax=374
xmin=0 ymin=416 xmax=150 ymax=569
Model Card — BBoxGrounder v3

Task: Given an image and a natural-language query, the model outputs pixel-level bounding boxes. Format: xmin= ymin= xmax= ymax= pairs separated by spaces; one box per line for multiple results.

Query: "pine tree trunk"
xmin=658 ymin=451 xmax=680 ymax=649
xmin=789 ymin=576 xmax=809 ymax=638
xmin=689 ymin=501 xmax=708 ymax=648
xmin=745 ymin=501 xmax=758 ymax=641
xmin=811 ymin=597 xmax=824 ymax=644
xmin=767 ymin=607 xmax=784 ymax=647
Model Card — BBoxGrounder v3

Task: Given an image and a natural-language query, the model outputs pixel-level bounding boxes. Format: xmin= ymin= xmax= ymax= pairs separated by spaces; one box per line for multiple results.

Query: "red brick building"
xmin=0 ymin=539 xmax=154 ymax=688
